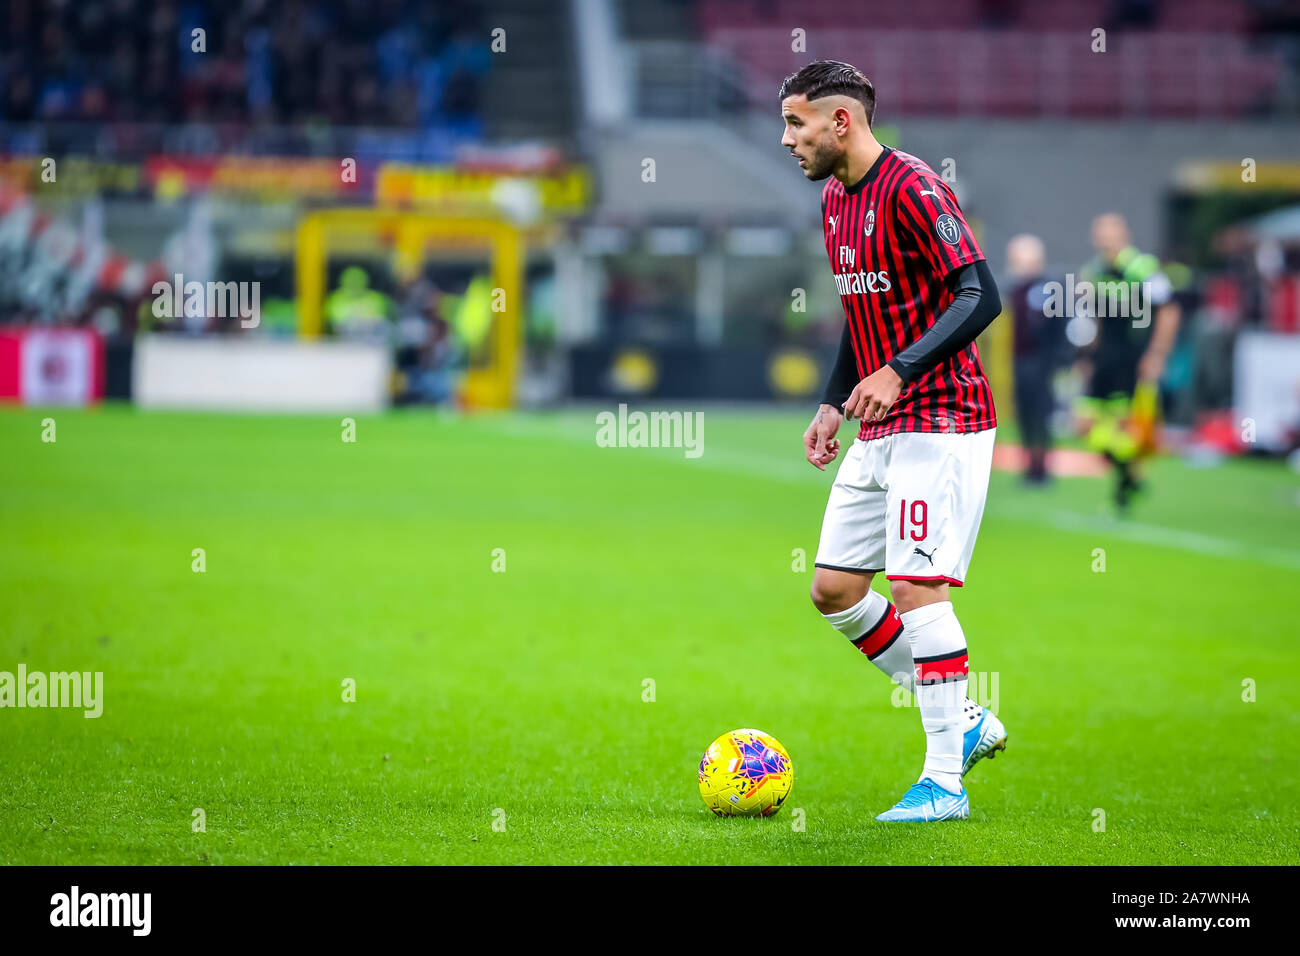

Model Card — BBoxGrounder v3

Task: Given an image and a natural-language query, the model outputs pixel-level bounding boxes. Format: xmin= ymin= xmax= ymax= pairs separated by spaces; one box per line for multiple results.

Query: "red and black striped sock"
xmin=822 ymin=591 xmax=915 ymax=694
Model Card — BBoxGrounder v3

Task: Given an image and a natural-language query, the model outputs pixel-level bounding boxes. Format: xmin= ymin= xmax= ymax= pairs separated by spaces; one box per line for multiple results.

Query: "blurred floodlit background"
xmin=1 ymin=0 xmax=1299 ymax=461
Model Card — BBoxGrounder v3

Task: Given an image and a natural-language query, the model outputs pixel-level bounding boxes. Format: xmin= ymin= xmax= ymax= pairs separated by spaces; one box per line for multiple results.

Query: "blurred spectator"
xmin=1004 ymin=233 xmax=1067 ymax=485
xmin=0 ymin=0 xmax=490 ymax=129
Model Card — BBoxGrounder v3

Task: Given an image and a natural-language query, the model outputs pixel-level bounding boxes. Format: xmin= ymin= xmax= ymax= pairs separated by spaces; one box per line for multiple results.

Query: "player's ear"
xmin=831 ymin=106 xmax=849 ymax=135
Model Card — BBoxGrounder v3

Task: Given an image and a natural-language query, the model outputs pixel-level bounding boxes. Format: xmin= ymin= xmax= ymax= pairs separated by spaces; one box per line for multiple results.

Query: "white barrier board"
xmin=1234 ymin=331 xmax=1300 ymax=452
xmin=134 ymin=336 xmax=390 ymax=413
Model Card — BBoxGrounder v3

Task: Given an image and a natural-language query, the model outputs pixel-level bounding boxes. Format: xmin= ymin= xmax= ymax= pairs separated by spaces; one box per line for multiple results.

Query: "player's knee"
xmin=809 ymin=580 xmax=837 ymax=614
xmin=810 ymin=580 xmax=845 ymax=615
xmin=889 ymin=579 xmax=948 ymax=614
xmin=810 ymin=570 xmax=868 ymax=615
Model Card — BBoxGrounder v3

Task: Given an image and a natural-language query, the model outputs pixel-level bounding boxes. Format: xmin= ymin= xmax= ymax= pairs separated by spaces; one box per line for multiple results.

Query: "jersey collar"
xmin=844 ymin=146 xmax=892 ymax=195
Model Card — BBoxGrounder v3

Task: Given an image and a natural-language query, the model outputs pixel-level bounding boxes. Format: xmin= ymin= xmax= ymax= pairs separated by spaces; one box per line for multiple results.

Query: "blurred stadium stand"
xmin=0 ymin=0 xmax=578 ymax=151
xmin=1 ymin=0 xmax=1299 ymax=451
xmin=677 ymin=0 xmax=1299 ymax=117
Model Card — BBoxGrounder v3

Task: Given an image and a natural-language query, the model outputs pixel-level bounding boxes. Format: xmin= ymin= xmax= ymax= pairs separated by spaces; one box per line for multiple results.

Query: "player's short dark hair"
xmin=778 ymin=60 xmax=876 ymax=127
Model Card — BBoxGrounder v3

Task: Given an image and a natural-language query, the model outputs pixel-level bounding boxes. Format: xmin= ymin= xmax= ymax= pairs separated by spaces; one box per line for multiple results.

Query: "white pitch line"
xmin=997 ymin=506 xmax=1300 ymax=571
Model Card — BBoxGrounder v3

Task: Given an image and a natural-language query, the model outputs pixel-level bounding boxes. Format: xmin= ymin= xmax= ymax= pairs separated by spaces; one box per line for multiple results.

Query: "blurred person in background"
xmin=393 ymin=277 xmax=435 ymax=404
xmin=1005 ymin=234 xmax=1066 ymax=485
xmin=393 ymin=276 xmax=463 ymax=405
xmin=443 ymin=271 xmax=494 ymax=363
xmin=1077 ymin=212 xmax=1181 ymax=510
xmin=326 ymin=265 xmax=392 ymax=341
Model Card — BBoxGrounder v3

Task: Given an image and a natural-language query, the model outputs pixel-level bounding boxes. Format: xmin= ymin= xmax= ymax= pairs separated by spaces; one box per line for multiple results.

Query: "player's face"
xmin=1091 ymin=214 xmax=1129 ymax=262
xmin=1006 ymin=235 xmax=1045 ymax=278
xmin=781 ymin=95 xmax=841 ymax=181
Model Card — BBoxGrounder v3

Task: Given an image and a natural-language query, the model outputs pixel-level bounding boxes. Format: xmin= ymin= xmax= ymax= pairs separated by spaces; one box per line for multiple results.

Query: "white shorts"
xmin=814 ymin=428 xmax=995 ymax=586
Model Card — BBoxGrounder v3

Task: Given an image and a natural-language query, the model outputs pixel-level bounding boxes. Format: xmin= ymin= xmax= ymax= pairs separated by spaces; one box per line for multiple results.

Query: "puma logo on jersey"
xmin=919 ymin=187 xmax=941 ymax=198
xmin=827 ymin=214 xmax=838 ymax=235
xmin=913 ymin=546 xmax=936 ymax=566
xmin=834 ymin=270 xmax=892 ymax=296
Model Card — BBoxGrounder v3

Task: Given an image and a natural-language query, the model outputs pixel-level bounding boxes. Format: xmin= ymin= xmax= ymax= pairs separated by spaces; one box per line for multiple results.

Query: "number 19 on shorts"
xmin=900 ymin=499 xmax=928 ymax=541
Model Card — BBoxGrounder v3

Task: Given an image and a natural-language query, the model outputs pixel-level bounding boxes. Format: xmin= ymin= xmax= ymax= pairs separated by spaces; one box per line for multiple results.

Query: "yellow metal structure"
xmin=295 ymin=209 xmax=523 ymax=408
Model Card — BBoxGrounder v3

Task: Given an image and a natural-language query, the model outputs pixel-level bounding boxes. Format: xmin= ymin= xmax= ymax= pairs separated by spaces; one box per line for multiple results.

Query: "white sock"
xmin=901 ymin=601 xmax=969 ymax=795
xmin=823 ymin=590 xmax=915 ymax=693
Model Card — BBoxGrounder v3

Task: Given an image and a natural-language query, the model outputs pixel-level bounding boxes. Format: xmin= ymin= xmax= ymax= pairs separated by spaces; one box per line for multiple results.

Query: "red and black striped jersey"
xmin=821 ymin=146 xmax=997 ymax=440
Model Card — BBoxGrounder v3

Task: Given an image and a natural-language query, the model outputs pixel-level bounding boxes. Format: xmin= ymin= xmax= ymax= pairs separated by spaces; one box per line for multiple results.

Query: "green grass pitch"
xmin=2 ymin=404 xmax=1298 ymax=865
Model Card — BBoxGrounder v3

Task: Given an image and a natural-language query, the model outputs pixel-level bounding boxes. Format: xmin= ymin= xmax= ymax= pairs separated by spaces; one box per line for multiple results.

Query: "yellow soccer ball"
xmin=697 ymin=728 xmax=793 ymax=817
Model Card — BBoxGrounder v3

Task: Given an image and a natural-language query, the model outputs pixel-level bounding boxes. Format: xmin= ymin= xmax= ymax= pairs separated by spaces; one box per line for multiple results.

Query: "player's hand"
xmin=843 ymin=365 xmax=904 ymax=423
xmin=803 ymin=404 xmax=842 ymax=471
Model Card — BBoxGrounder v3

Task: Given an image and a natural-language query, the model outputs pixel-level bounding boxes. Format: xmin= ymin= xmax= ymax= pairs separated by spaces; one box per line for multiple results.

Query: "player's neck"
xmin=836 ymin=137 xmax=885 ymax=190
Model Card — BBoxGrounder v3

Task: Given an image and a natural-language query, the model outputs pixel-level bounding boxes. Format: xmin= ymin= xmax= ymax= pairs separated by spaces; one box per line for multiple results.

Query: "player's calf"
xmin=899 ymin=599 xmax=968 ymax=795
xmin=815 ymin=570 xmax=917 ymax=693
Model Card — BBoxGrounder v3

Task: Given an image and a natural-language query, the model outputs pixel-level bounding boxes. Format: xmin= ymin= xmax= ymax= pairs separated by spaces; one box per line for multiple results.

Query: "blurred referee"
xmin=1078 ymin=213 xmax=1181 ymax=510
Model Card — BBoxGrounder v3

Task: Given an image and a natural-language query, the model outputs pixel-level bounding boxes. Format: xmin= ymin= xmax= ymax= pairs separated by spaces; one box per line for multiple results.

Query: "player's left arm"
xmin=887 ymin=259 xmax=1001 ymax=382
xmin=843 ymin=179 xmax=999 ymax=421
xmin=844 ymin=261 xmax=1000 ymax=420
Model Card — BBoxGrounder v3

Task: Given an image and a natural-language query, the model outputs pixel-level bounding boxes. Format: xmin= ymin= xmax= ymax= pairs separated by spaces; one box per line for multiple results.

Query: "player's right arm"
xmin=804 ymin=404 xmax=843 ymax=471
xmin=804 ymin=321 xmax=854 ymax=470
xmin=1138 ymin=272 xmax=1180 ymax=384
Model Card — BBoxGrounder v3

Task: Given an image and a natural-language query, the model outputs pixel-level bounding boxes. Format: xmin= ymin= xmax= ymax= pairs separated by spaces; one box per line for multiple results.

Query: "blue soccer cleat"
xmin=961 ymin=701 xmax=1007 ymax=778
xmin=875 ymin=777 xmax=969 ymax=822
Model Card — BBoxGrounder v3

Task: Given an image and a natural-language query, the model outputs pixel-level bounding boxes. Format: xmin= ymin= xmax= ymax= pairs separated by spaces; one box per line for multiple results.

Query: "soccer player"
xmin=780 ymin=61 xmax=1007 ymax=822
xmin=1077 ymin=212 xmax=1181 ymax=510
